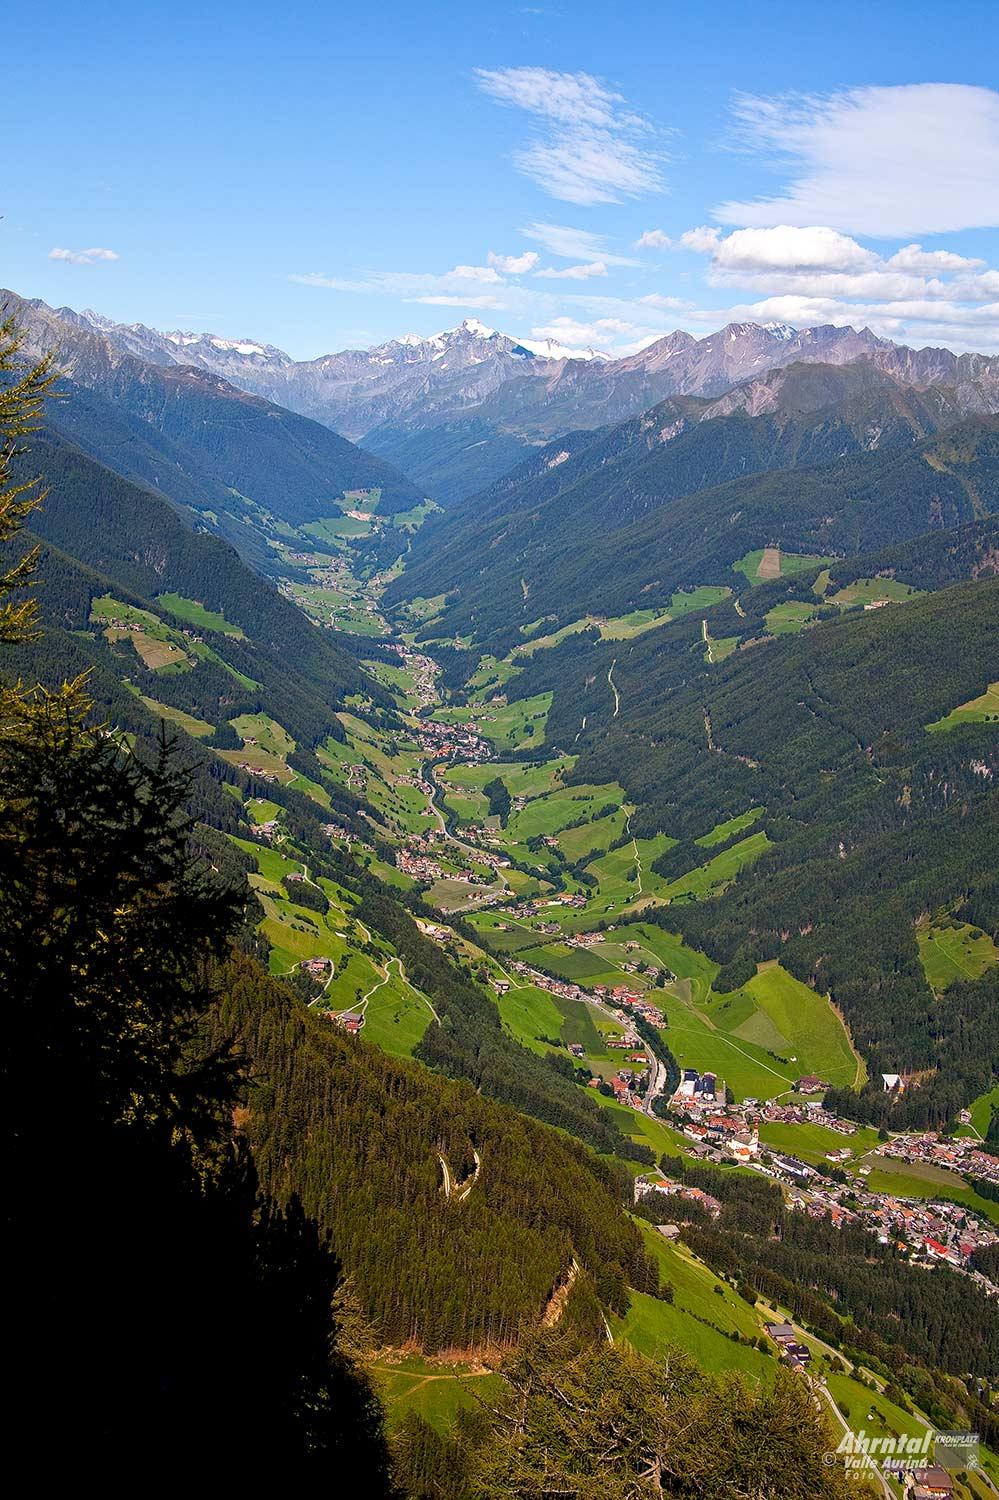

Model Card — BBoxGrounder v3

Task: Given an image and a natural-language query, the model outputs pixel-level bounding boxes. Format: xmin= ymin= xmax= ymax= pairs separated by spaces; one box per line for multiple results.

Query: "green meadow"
xmin=157 ymin=591 xmax=245 ymax=636
xmin=917 ymin=916 xmax=999 ymax=992
xmin=694 ymin=807 xmax=764 ymax=847
xmin=369 ymin=1355 xmax=501 ymax=1431
xmin=927 ymin=679 xmax=999 ymax=731
xmin=705 ymin=961 xmax=864 ymax=1089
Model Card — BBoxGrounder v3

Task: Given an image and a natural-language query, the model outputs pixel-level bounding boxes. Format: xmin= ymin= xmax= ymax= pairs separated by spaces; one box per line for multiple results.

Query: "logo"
xmin=826 ymin=1427 xmax=980 ymax=1480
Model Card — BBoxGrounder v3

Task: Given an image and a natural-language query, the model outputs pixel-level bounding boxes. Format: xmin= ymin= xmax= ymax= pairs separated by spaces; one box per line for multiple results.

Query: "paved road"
xmin=423 ymin=758 xmax=511 ymax=899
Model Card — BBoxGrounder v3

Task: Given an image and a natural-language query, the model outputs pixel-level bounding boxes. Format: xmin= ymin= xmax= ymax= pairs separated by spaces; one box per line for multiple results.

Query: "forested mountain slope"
xmin=507 ymin=566 xmax=999 ymax=1123
xmin=390 ymin=396 xmax=999 ymax=654
xmin=211 ymin=949 xmax=657 ymax=1352
xmin=5 ymin=291 xmax=422 ymax=559
xmin=16 ymin=429 xmax=374 ymax=722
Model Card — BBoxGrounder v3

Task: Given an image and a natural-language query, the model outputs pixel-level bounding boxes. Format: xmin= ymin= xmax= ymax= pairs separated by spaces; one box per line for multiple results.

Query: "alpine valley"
xmin=7 ymin=287 xmax=999 ymax=1494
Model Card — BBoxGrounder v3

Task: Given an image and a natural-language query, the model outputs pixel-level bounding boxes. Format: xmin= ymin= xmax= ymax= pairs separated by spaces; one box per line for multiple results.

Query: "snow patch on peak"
xmin=762 ymin=322 xmax=797 ymax=341
xmin=461 ymin=318 xmax=496 ymax=338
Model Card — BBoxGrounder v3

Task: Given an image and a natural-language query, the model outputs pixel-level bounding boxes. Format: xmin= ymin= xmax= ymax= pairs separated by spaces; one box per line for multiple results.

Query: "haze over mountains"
xmin=49 ymin=297 xmax=999 ymax=503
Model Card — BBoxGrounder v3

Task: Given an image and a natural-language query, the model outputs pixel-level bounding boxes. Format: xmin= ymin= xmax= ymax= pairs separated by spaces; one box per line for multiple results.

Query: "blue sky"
xmin=5 ymin=0 xmax=999 ymax=356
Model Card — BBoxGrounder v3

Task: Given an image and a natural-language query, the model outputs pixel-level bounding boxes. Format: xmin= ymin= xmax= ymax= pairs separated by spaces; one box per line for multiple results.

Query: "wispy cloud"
xmin=716 ymin=84 xmax=999 ymax=237
xmin=476 ymin=65 xmax=665 ymax=204
xmin=289 ymin=263 xmax=505 ymax=297
xmin=411 ymin=294 xmax=505 ymax=308
xmin=521 ymin=222 xmax=637 ymax=265
xmin=49 ymin=246 xmax=119 ymax=265
xmin=535 ymin=260 xmax=607 ymax=280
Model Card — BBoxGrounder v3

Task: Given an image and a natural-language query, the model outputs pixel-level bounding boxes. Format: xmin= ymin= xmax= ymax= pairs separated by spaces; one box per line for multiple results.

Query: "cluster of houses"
xmin=788 ymin=1181 xmax=999 ymax=1281
xmin=386 ymin=643 xmax=439 ymax=708
xmin=593 ymin=1067 xmax=647 ymax=1106
xmin=679 ymin=1117 xmax=761 ymax=1165
xmin=598 ymin=987 xmax=665 ymax=1027
xmin=321 ymin=821 xmax=353 ymax=844
xmin=414 ymin=717 xmax=491 ymax=763
xmin=396 ymin=847 xmax=447 ymax=882
xmin=507 ymin=959 xmax=593 ymax=1006
xmin=674 ymin=1068 xmax=723 ymax=1106
xmin=331 ymin=1011 xmax=363 ymax=1035
xmin=396 ymin=832 xmax=501 ymax=889
xmin=876 ymin=1131 xmax=999 ymax=1191
xmin=233 ymin=759 xmax=282 ymax=783
xmin=635 ymin=1175 xmax=722 ymax=1219
xmin=759 ymin=1097 xmax=857 ymax=1134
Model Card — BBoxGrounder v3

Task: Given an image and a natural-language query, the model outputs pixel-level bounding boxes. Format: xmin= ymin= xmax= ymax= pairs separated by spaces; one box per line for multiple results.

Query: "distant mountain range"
xmin=6 ymin=291 xmax=423 ymax=570
xmin=56 ymin=304 xmax=999 ymax=503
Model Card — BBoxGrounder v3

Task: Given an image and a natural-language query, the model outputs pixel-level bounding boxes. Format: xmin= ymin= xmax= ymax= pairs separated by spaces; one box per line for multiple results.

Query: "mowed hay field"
xmin=369 ymin=1355 xmax=501 ymax=1431
xmin=927 ymin=680 xmax=999 ymax=731
xmin=704 ymin=961 xmax=864 ymax=1088
xmin=108 ymin=627 xmax=189 ymax=671
xmin=734 ymin=549 xmax=833 ymax=586
xmin=614 ymin=1230 xmax=775 ymax=1382
xmin=917 ymin=916 xmax=999 ymax=992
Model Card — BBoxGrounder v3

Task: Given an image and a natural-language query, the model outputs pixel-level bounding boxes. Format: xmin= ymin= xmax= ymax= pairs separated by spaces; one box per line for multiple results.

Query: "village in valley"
xmin=201 ymin=487 xmax=999 ymax=1492
xmin=251 ymin=519 xmax=999 ymax=1304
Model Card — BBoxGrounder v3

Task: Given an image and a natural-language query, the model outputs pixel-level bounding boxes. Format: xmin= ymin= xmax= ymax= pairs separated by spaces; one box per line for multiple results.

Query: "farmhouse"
xmin=907 ymin=1466 xmax=954 ymax=1499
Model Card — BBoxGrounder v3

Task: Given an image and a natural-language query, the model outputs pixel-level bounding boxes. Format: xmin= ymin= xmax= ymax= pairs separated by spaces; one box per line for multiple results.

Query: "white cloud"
xmin=449 ymin=263 xmax=505 ymax=284
xmin=678 ymin=226 xmax=722 ymax=255
xmin=476 ymin=65 xmax=665 ymax=204
xmin=535 ymin=260 xmax=608 ymax=280
xmin=530 ymin=314 xmax=662 ymax=353
xmin=682 ymin=292 xmax=999 ymax=355
xmin=679 ymin=223 xmax=999 ymax=296
xmin=635 ymin=228 xmax=672 ymax=250
xmin=521 ymin=222 xmax=637 ymax=265
xmin=675 ymin=219 xmax=999 ymax=352
xmin=887 ymin=243 xmax=985 ymax=273
xmin=487 ymin=250 xmax=539 ymax=274
xmin=716 ymin=84 xmax=999 ymax=236
xmin=682 ymin=224 xmax=876 ymax=273
xmin=48 ymin=246 xmax=119 ymax=265
xmin=476 ymin=66 xmax=636 ymax=129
